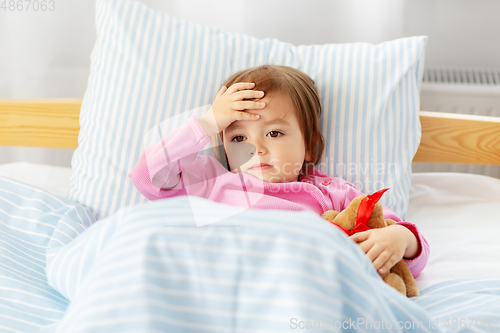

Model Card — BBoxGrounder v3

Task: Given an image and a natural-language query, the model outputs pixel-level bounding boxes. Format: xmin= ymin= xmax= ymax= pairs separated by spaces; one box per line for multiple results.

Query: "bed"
xmin=2 ymin=106 xmax=500 ymax=333
xmin=2 ymin=0 xmax=500 ymax=331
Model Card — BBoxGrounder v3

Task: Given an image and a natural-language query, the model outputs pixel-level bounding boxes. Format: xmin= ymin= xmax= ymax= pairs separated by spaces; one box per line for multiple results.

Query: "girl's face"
xmin=223 ymin=93 xmax=312 ymax=183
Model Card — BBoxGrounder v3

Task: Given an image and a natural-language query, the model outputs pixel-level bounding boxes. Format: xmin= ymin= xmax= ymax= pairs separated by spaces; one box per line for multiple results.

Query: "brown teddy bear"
xmin=321 ymin=188 xmax=419 ymax=297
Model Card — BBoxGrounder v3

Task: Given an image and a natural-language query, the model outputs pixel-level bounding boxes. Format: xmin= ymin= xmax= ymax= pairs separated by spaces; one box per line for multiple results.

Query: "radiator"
xmin=414 ymin=66 xmax=500 ymax=178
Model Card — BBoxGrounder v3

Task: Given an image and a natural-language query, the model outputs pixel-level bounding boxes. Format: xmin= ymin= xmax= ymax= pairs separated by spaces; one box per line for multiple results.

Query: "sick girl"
xmin=129 ymin=65 xmax=429 ymax=277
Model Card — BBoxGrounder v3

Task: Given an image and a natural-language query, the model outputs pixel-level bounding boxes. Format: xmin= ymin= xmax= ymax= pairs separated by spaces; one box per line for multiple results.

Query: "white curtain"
xmin=1 ymin=0 xmax=499 ymax=167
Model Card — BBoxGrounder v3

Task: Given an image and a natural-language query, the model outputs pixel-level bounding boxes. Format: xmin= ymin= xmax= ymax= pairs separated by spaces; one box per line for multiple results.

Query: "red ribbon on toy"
xmin=333 ymin=188 xmax=390 ymax=236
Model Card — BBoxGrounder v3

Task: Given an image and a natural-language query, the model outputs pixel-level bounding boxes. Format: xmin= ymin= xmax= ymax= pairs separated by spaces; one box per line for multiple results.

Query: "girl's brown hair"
xmin=218 ymin=64 xmax=325 ymax=177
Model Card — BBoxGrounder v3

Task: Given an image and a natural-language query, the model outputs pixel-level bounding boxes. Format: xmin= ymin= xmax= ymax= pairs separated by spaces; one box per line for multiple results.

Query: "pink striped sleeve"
xmin=393 ymin=221 xmax=429 ymax=278
xmin=128 ymin=115 xmax=221 ymax=200
xmin=380 ymin=204 xmax=430 ymax=278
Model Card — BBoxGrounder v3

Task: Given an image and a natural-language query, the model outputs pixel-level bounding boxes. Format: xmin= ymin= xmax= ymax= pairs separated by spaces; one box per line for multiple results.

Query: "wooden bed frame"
xmin=0 ymin=99 xmax=499 ymax=165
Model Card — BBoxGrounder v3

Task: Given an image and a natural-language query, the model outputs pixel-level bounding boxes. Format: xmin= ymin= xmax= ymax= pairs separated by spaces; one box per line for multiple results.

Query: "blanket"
xmin=2 ymin=176 xmax=500 ymax=332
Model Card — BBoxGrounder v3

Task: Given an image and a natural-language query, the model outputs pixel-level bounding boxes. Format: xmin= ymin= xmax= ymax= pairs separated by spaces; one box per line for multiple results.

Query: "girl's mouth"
xmin=249 ymin=163 xmax=272 ymax=170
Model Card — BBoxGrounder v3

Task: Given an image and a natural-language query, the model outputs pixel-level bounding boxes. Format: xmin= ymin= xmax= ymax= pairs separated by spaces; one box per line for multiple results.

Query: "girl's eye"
xmin=267 ymin=131 xmax=283 ymax=138
xmin=231 ymin=135 xmax=246 ymax=142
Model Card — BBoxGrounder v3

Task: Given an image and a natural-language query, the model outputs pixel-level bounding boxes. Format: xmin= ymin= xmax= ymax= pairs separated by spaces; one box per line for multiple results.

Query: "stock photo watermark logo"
xmin=289 ymin=317 xmax=436 ymax=330
xmin=1 ymin=0 xmax=55 ymax=11
xmin=290 ymin=316 xmax=500 ymax=331
xmin=143 ymin=107 xmax=399 ymax=227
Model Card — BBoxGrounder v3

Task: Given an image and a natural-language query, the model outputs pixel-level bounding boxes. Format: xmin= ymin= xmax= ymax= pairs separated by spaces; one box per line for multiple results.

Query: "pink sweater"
xmin=129 ymin=115 xmax=429 ymax=278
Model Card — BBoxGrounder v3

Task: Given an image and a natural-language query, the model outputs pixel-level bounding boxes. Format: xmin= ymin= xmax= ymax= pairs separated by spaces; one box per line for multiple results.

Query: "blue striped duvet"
xmin=1 ymin=176 xmax=499 ymax=332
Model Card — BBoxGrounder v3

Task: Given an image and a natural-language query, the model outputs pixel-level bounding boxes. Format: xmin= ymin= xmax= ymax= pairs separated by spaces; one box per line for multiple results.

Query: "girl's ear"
xmin=305 ymin=150 xmax=313 ymax=162
xmin=304 ymin=133 xmax=319 ymax=162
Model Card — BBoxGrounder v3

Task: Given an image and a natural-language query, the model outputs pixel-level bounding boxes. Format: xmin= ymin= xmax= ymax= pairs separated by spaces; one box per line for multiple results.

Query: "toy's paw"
xmin=385 ymin=218 xmax=397 ymax=226
xmin=383 ymin=272 xmax=406 ymax=296
xmin=391 ymin=260 xmax=420 ymax=297
xmin=406 ymin=282 xmax=420 ymax=297
xmin=321 ymin=210 xmax=340 ymax=222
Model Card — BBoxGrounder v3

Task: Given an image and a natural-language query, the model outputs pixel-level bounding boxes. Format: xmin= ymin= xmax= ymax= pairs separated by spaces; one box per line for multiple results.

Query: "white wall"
xmin=405 ymin=0 xmax=500 ymax=68
xmin=1 ymin=0 xmax=499 ymax=167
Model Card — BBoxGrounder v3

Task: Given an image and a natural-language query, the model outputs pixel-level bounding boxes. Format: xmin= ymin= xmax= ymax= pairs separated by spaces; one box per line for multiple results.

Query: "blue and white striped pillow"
xmin=70 ymin=0 xmax=427 ymax=220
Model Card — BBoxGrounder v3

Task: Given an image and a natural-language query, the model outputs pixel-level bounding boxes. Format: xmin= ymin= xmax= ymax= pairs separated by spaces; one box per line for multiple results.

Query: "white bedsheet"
xmin=0 ymin=162 xmax=72 ymax=198
xmin=407 ymin=172 xmax=500 ymax=290
xmin=1 ymin=162 xmax=499 ymax=292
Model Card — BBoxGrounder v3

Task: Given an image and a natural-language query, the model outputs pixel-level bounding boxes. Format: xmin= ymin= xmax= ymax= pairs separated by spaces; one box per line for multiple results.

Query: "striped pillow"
xmin=69 ymin=0 xmax=427 ymax=220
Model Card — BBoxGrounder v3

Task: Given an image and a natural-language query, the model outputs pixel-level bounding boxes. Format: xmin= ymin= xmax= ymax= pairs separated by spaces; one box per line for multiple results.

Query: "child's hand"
xmin=350 ymin=225 xmax=414 ymax=275
xmin=198 ymin=82 xmax=265 ymax=137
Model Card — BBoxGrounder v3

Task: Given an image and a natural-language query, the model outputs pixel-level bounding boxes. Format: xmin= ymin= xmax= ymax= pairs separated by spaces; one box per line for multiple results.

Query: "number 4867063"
xmin=1 ymin=0 xmax=55 ymax=11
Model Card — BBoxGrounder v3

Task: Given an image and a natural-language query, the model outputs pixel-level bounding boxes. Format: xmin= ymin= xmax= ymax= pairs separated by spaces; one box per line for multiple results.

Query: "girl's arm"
xmin=129 ymin=82 xmax=265 ymax=201
xmin=128 ymin=115 xmax=223 ymax=200
xmin=342 ymin=181 xmax=430 ymax=278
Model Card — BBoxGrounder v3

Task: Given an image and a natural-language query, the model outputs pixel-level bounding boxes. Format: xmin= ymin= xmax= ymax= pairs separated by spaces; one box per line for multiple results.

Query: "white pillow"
xmin=69 ymin=0 xmax=427 ymax=220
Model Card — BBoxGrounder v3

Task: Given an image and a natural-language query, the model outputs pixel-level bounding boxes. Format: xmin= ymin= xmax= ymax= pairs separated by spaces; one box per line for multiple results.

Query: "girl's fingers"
xmin=226 ymin=82 xmax=256 ymax=94
xmin=378 ymin=260 xmax=395 ymax=274
xmin=230 ymin=90 xmax=265 ymax=101
xmin=350 ymin=230 xmax=370 ymax=243
xmin=237 ymin=111 xmax=260 ymax=120
xmin=234 ymin=101 xmax=266 ymax=111
xmin=378 ymin=255 xmax=398 ymax=274
xmin=217 ymin=86 xmax=228 ymax=96
xmin=372 ymin=251 xmax=391 ymax=271
xmin=365 ymin=246 xmax=383 ymax=263
xmin=358 ymin=240 xmax=373 ymax=255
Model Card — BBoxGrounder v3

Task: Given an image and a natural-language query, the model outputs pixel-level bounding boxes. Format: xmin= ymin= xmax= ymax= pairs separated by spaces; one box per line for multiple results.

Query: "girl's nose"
xmin=249 ymin=140 xmax=267 ymax=155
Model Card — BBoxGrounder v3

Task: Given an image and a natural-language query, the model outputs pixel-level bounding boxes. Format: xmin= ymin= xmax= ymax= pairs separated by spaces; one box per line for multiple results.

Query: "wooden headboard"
xmin=1 ymin=99 xmax=499 ymax=165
